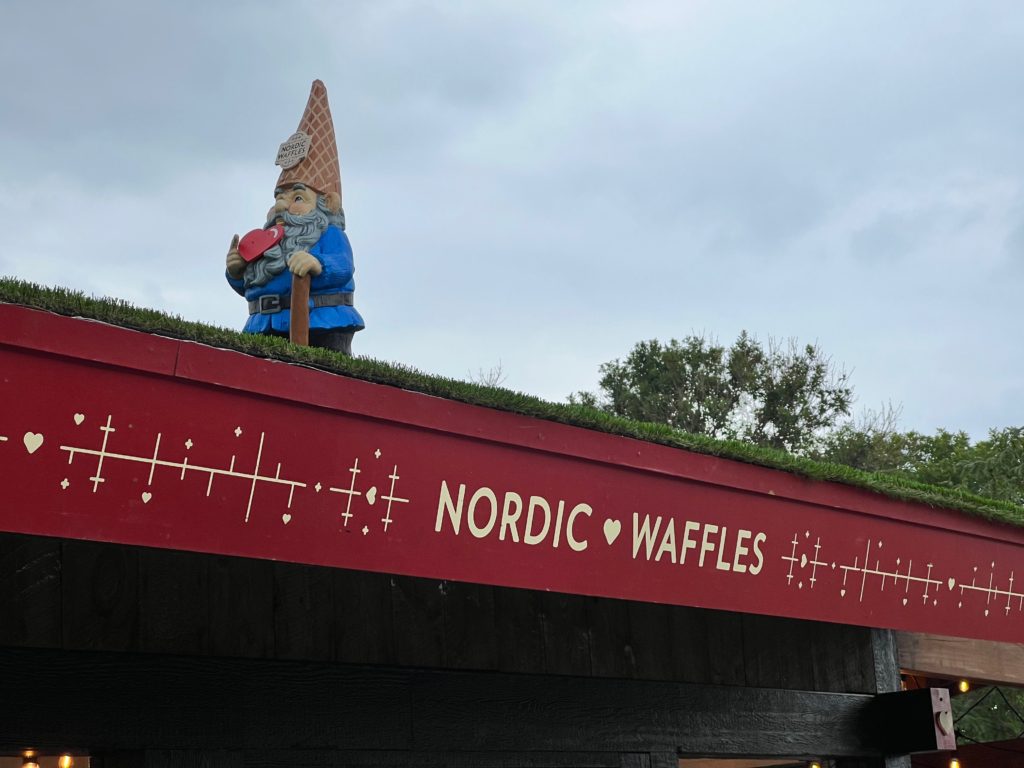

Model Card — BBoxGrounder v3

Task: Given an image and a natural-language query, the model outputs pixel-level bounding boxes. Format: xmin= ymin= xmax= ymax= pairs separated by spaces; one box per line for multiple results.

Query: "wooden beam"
xmin=862 ymin=687 xmax=956 ymax=754
xmin=0 ymin=646 xmax=934 ymax=761
xmin=0 ymin=531 xmax=880 ymax=694
xmin=93 ymin=750 xmax=655 ymax=768
xmin=897 ymin=631 xmax=1024 ymax=686
xmin=679 ymin=761 xmax=802 ymax=768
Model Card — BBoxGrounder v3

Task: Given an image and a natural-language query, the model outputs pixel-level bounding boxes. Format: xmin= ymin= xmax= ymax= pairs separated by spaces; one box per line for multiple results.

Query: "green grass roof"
xmin=3 ymin=276 xmax=1022 ymax=529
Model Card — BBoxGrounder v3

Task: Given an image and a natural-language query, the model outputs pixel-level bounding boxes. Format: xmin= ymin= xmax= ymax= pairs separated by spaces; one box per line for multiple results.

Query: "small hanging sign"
xmin=275 ymin=131 xmax=311 ymax=169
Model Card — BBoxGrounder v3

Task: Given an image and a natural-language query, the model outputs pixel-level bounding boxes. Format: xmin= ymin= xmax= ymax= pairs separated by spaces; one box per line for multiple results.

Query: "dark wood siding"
xmin=0 ymin=532 xmax=877 ymax=693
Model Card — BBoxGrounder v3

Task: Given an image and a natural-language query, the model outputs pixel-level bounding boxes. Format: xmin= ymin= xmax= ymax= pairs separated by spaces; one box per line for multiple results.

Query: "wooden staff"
xmin=290 ymin=273 xmax=311 ymax=346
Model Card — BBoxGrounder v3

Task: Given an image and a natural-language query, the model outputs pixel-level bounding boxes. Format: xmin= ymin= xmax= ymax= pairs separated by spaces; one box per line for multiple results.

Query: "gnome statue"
xmin=226 ymin=80 xmax=364 ymax=354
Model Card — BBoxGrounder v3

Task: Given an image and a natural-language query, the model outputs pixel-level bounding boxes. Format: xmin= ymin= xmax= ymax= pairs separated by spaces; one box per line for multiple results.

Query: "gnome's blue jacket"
xmin=227 ymin=225 xmax=364 ymax=335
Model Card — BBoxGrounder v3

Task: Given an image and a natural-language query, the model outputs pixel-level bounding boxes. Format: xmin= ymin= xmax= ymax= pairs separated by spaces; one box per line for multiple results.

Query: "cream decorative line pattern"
xmin=329 ymin=457 xmax=362 ymax=527
xmin=60 ymin=416 xmax=307 ymax=523
xmin=380 ymin=465 xmax=409 ymax=533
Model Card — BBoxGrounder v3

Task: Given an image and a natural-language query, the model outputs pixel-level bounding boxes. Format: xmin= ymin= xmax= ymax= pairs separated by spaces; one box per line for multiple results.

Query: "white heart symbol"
xmin=23 ymin=432 xmax=44 ymax=454
xmin=366 ymin=487 xmax=377 ymax=505
xmin=937 ymin=710 xmax=954 ymax=736
xmin=840 ymin=589 xmax=846 ymax=597
xmin=282 ymin=513 xmax=292 ymax=525
xmin=947 ymin=577 xmax=956 ymax=591
xmin=141 ymin=492 xmax=152 ymax=504
xmin=73 ymin=413 xmax=85 ymax=425
xmin=603 ymin=518 xmax=621 ymax=545
xmin=902 ymin=598 xmax=908 ymax=606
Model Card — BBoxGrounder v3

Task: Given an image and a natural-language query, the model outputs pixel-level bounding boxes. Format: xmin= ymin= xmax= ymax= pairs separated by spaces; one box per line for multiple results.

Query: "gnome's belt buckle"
xmin=256 ymin=294 xmax=286 ymax=314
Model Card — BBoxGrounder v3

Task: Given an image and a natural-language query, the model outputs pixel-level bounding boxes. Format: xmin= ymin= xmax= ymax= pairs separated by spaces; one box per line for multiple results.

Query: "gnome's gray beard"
xmin=243 ymin=204 xmax=331 ymax=289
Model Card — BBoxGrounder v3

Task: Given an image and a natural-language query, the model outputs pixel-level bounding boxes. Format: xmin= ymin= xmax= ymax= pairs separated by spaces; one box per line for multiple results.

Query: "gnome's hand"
xmin=287 ymin=251 xmax=323 ymax=277
xmin=226 ymin=234 xmax=245 ymax=279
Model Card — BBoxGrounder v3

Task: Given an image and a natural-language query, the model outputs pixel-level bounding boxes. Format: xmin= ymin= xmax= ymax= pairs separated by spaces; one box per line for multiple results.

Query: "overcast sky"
xmin=2 ymin=1 xmax=1022 ymax=438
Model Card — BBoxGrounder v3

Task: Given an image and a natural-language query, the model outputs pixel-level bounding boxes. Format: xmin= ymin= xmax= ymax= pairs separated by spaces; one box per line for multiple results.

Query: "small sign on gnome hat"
xmin=276 ymin=131 xmax=311 ymax=170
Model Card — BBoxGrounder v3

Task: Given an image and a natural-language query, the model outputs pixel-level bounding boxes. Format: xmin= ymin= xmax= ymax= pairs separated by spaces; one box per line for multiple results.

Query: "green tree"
xmin=954 ymin=685 xmax=1024 ymax=744
xmin=570 ymin=332 xmax=854 ymax=454
xmin=817 ymin=423 xmax=971 ymax=476
xmin=953 ymin=426 xmax=1024 ymax=505
xmin=818 ymin=425 xmax=1024 ymax=506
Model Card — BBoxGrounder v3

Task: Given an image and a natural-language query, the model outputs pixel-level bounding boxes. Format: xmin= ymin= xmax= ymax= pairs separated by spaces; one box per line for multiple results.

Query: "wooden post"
xmin=836 ymin=629 xmax=916 ymax=768
xmin=874 ymin=629 xmax=914 ymax=768
xmin=290 ymin=274 xmax=310 ymax=346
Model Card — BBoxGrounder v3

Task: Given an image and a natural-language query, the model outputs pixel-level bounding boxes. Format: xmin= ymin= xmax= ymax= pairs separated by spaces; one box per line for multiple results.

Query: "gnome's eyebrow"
xmin=274 ymin=183 xmax=308 ymax=195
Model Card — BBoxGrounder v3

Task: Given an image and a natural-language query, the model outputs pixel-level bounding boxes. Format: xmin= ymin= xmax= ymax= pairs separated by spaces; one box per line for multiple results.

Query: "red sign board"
xmin=2 ymin=304 xmax=1023 ymax=643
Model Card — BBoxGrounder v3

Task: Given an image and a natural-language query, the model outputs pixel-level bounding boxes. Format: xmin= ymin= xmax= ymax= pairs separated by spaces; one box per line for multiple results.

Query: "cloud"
xmin=2 ymin=0 xmax=1023 ymax=437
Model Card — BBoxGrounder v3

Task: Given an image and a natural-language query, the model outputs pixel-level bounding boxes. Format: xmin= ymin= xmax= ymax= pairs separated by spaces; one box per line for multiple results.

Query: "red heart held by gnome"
xmin=238 ymin=225 xmax=285 ymax=263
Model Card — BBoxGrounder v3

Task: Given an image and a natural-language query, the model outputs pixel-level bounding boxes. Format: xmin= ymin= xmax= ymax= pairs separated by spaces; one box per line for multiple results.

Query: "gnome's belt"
xmin=249 ymin=292 xmax=354 ymax=315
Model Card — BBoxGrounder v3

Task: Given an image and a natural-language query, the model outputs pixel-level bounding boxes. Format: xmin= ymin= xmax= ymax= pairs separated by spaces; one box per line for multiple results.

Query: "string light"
xmin=958 ymin=679 xmax=971 ymax=693
xmin=20 ymin=752 xmax=77 ymax=768
xmin=949 ymin=758 xmax=961 ymax=768
xmin=809 ymin=762 xmax=822 ymax=768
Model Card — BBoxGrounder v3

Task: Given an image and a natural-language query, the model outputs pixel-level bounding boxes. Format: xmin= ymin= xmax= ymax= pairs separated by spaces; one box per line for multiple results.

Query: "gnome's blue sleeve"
xmin=308 ymin=226 xmax=365 ymax=332
xmin=309 ymin=226 xmax=354 ymax=289
xmin=226 ymin=272 xmax=245 ymax=296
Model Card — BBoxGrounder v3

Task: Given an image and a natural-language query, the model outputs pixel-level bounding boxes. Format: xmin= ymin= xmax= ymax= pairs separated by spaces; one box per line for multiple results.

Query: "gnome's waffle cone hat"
xmin=276 ymin=80 xmax=342 ymax=201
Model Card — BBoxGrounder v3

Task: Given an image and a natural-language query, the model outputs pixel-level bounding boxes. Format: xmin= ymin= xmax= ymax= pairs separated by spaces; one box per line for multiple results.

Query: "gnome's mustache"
xmin=263 ymin=206 xmax=328 ymax=254
xmin=265 ymin=207 xmax=326 ymax=231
